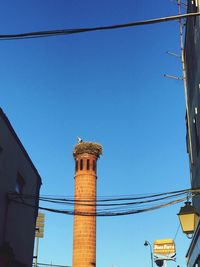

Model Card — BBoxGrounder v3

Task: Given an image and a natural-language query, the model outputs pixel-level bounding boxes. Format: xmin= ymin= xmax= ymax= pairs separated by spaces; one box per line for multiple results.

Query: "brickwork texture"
xmin=72 ymin=147 xmax=100 ymax=267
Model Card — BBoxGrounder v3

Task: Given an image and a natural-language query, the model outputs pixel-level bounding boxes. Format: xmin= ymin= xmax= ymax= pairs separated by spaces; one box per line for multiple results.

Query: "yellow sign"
xmin=35 ymin=213 xmax=45 ymax=238
xmin=36 ymin=232 xmax=44 ymax=238
xmin=154 ymin=239 xmax=176 ymax=255
xmin=38 ymin=213 xmax=45 ymax=218
xmin=36 ymin=222 xmax=44 ymax=228
xmin=36 ymin=228 xmax=44 ymax=233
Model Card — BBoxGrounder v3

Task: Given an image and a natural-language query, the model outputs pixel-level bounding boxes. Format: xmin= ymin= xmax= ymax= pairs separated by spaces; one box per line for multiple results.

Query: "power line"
xmin=8 ymin=189 xmax=200 ymax=217
xmin=7 ymin=188 xmax=196 ymax=201
xmin=10 ymin=195 xmax=191 ymax=216
xmin=11 ymin=191 xmax=189 ymax=207
xmin=0 ymin=12 xmax=200 ymax=41
xmin=173 ymin=223 xmax=181 ymax=241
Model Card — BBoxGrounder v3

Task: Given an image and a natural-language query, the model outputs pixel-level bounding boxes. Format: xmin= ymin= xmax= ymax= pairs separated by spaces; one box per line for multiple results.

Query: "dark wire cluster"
xmin=0 ymin=12 xmax=199 ymax=41
xmin=8 ymin=188 xmax=200 ymax=217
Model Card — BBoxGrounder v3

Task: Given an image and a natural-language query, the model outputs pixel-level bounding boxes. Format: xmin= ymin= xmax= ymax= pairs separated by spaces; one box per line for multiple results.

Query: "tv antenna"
xmin=164 ymin=0 xmax=193 ymax=163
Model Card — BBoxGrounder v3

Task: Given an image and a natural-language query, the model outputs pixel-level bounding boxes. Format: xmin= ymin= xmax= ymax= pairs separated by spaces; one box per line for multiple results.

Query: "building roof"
xmin=0 ymin=107 xmax=42 ymax=186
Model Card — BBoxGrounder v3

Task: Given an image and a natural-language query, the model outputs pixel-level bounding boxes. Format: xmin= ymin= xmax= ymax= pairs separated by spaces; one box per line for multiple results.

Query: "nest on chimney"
xmin=73 ymin=142 xmax=102 ymax=158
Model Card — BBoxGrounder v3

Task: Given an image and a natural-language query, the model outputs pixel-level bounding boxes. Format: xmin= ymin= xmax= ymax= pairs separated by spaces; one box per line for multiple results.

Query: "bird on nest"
xmin=77 ymin=136 xmax=83 ymax=144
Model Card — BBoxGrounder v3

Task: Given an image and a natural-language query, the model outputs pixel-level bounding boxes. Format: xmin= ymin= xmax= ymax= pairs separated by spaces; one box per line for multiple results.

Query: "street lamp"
xmin=177 ymin=200 xmax=199 ymax=238
xmin=144 ymin=240 xmax=154 ymax=267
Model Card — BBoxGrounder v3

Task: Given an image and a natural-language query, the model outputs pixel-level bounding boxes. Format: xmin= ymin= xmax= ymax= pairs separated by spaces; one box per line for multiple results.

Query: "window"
xmin=193 ymin=117 xmax=200 ymax=155
xmin=87 ymin=159 xmax=90 ymax=170
xmin=15 ymin=173 xmax=26 ymax=194
xmin=80 ymin=159 xmax=83 ymax=170
xmin=76 ymin=160 xmax=78 ymax=172
xmin=195 ymin=255 xmax=200 ymax=267
xmin=190 ymin=0 xmax=198 ymax=25
xmin=93 ymin=160 xmax=96 ymax=171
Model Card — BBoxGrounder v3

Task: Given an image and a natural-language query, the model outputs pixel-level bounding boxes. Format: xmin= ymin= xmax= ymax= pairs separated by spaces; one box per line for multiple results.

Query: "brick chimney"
xmin=72 ymin=142 xmax=102 ymax=267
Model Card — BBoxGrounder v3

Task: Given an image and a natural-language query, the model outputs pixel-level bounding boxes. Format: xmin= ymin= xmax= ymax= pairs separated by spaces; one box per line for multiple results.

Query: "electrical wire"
xmin=7 ymin=188 xmax=195 ymax=203
xmin=10 ymin=195 xmax=191 ymax=216
xmin=23 ymin=191 xmax=189 ymax=207
xmin=0 ymin=12 xmax=199 ymax=41
xmin=173 ymin=223 xmax=181 ymax=241
xmin=8 ymin=189 xmax=200 ymax=217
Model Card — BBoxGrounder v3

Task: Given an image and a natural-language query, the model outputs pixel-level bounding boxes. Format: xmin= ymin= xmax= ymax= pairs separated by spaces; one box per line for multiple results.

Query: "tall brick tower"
xmin=72 ymin=142 xmax=102 ymax=267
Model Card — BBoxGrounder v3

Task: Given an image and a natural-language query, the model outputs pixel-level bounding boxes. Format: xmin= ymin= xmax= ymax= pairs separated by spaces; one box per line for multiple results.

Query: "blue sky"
xmin=0 ymin=1 xmax=192 ymax=267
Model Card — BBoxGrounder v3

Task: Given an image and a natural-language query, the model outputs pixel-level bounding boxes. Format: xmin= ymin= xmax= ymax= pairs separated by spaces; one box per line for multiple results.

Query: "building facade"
xmin=0 ymin=108 xmax=42 ymax=267
xmin=184 ymin=1 xmax=200 ymax=266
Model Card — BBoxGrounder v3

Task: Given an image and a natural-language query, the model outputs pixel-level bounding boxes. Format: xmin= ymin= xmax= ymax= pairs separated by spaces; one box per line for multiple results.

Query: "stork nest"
xmin=73 ymin=142 xmax=103 ymax=158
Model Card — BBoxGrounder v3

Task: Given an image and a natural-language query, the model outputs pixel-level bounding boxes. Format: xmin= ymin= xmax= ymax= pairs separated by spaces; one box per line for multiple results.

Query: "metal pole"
xmin=150 ymin=249 xmax=153 ymax=267
xmin=177 ymin=0 xmax=194 ymax=165
xmin=149 ymin=244 xmax=154 ymax=267
xmin=144 ymin=241 xmax=154 ymax=267
xmin=35 ymin=237 xmax=39 ymax=267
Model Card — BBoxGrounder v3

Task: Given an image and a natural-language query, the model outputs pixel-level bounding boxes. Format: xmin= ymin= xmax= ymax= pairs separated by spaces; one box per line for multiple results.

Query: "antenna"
xmin=164 ymin=51 xmax=182 ymax=80
xmin=165 ymin=0 xmax=193 ymax=163
xmin=171 ymin=0 xmax=187 ymax=9
xmin=177 ymin=0 xmax=194 ymax=164
xmin=166 ymin=51 xmax=181 ymax=58
xmin=164 ymin=74 xmax=183 ymax=80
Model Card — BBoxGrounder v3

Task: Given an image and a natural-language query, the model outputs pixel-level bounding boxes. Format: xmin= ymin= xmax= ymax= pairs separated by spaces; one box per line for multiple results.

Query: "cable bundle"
xmin=8 ymin=188 xmax=200 ymax=216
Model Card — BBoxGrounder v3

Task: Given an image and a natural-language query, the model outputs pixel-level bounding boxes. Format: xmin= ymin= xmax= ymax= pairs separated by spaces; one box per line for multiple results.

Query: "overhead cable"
xmin=16 ymin=191 xmax=189 ymax=207
xmin=8 ymin=189 xmax=200 ymax=217
xmin=11 ymin=194 xmax=193 ymax=216
xmin=8 ymin=187 xmax=195 ymax=203
xmin=0 ymin=12 xmax=200 ymax=41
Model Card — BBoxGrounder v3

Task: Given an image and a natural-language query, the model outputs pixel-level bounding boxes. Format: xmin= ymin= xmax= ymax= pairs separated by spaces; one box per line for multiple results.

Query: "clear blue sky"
xmin=0 ymin=1 xmax=192 ymax=267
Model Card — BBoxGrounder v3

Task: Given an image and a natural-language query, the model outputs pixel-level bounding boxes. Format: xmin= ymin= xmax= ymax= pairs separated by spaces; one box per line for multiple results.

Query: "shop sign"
xmin=153 ymin=239 xmax=176 ymax=256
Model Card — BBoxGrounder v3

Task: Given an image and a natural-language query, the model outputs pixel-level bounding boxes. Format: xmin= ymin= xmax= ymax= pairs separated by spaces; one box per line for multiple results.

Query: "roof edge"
xmin=0 ymin=108 xmax=42 ymax=186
